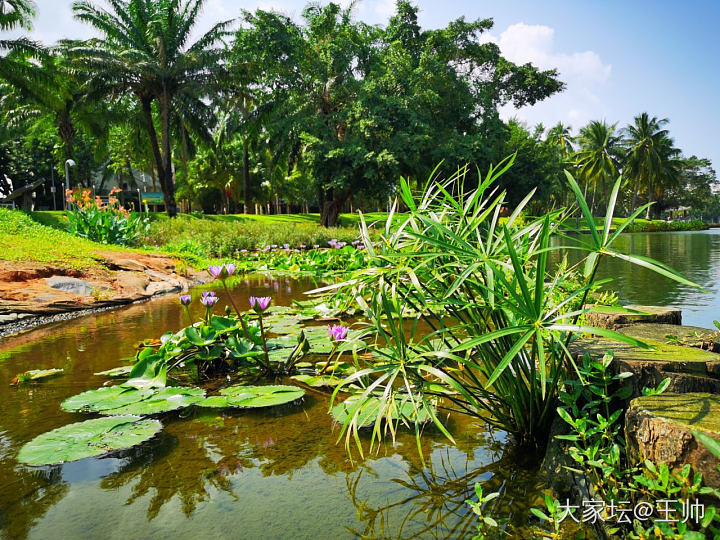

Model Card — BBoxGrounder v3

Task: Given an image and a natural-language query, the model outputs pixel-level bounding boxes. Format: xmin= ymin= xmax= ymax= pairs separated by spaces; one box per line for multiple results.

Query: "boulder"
xmin=585 ymin=305 xmax=682 ymax=330
xmin=44 ymin=276 xmax=95 ymax=296
xmin=619 ymin=323 xmax=720 ymax=354
xmin=625 ymin=393 xmax=720 ymax=488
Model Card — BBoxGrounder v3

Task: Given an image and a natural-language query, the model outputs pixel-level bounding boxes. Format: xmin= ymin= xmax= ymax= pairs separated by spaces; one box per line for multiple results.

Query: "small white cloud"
xmin=489 ymin=22 xmax=612 ymax=130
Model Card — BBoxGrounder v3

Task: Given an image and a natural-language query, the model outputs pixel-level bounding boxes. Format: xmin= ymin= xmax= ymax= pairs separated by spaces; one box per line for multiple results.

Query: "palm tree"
xmin=0 ymin=0 xmax=39 ymax=55
xmin=547 ymin=122 xmax=575 ymax=160
xmin=574 ymin=120 xmax=622 ymax=214
xmin=623 ymin=113 xmax=680 ymax=218
xmin=71 ymin=0 xmax=233 ymax=216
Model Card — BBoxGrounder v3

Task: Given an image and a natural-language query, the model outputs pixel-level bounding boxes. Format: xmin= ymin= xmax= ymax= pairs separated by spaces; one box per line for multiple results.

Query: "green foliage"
xmin=61 ymin=385 xmax=205 ymax=415
xmin=17 ymin=415 xmax=162 ymax=466
xmin=148 ymin=215 xmax=367 ymax=257
xmin=465 ymin=483 xmax=500 ymax=540
xmin=328 ymin=159 xmax=695 ymax=451
xmin=197 ymin=384 xmax=305 ymax=409
xmin=623 ymin=219 xmax=707 ymax=232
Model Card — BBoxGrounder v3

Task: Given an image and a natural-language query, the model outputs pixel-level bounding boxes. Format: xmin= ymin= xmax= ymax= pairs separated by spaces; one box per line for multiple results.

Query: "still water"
xmin=585 ymin=229 xmax=720 ymax=327
xmin=1 ymin=230 xmax=717 ymax=540
xmin=0 ymin=276 xmax=540 ymax=540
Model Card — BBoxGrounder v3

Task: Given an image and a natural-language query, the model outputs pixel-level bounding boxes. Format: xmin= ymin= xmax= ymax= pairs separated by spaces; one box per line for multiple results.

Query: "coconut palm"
xmin=623 ymin=112 xmax=681 ymax=218
xmin=0 ymin=0 xmax=39 ymax=55
xmin=574 ymin=120 xmax=622 ymax=214
xmin=71 ymin=0 xmax=233 ymax=216
xmin=546 ymin=122 xmax=575 ymax=160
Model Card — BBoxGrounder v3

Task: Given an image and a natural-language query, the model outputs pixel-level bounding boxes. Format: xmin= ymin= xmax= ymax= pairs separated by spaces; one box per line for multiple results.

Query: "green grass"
xmin=0 ymin=209 xmax=112 ymax=270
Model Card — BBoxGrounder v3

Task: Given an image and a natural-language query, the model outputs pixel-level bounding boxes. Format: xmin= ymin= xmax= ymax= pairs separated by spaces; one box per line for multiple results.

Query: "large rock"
xmin=625 ymin=393 xmax=720 ymax=488
xmin=619 ymin=323 xmax=720 ymax=354
xmin=585 ymin=305 xmax=682 ymax=329
xmin=573 ymin=337 xmax=720 ymax=397
xmin=45 ymin=276 xmax=95 ymax=296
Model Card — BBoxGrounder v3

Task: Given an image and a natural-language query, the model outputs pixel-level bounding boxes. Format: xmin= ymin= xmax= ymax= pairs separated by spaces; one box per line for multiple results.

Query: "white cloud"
xmin=488 ymin=22 xmax=612 ymax=129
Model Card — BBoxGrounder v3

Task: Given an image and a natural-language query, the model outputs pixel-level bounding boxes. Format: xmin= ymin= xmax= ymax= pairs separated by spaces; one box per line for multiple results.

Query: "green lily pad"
xmin=101 ymin=387 xmax=205 ymax=415
xmin=94 ymin=366 xmax=133 ymax=378
xmin=13 ymin=368 xmax=64 ymax=384
xmin=331 ymin=394 xmax=432 ymax=427
xmin=61 ymin=385 xmax=204 ymax=415
xmin=291 ymin=374 xmax=344 ymax=388
xmin=195 ymin=395 xmax=231 ymax=408
xmin=17 ymin=415 xmax=162 ymax=466
xmin=220 ymin=384 xmax=305 ymax=408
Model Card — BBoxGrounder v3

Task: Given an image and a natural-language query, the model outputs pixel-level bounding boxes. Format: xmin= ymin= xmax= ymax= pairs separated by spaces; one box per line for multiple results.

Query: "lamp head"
xmin=65 ymin=159 xmax=76 ymax=167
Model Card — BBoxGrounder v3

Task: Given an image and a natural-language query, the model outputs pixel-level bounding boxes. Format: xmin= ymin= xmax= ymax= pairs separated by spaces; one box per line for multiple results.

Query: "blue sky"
xmin=10 ymin=0 xmax=720 ymax=171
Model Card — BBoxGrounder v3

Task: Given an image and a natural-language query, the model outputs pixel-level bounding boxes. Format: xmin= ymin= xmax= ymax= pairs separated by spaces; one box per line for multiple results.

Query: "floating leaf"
xmin=12 ymin=368 xmax=64 ymax=384
xmin=17 ymin=415 xmax=162 ymax=466
xmin=291 ymin=374 xmax=344 ymax=388
xmin=101 ymin=387 xmax=205 ymax=415
xmin=62 ymin=385 xmax=204 ymax=415
xmin=218 ymin=384 xmax=305 ymax=408
xmin=94 ymin=366 xmax=133 ymax=378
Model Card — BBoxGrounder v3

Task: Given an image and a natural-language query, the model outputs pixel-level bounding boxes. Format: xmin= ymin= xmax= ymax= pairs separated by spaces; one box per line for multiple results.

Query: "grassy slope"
xmin=0 ymin=209 xmax=115 ymax=270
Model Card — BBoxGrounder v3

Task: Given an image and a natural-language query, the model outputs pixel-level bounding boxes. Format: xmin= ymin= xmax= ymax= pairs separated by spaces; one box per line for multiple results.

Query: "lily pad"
xmin=218 ymin=384 xmax=305 ymax=408
xmin=61 ymin=385 xmax=204 ymax=415
xmin=291 ymin=374 xmax=344 ymax=388
xmin=331 ymin=394 xmax=432 ymax=427
xmin=94 ymin=366 xmax=133 ymax=378
xmin=17 ymin=415 xmax=162 ymax=466
xmin=12 ymin=368 xmax=64 ymax=384
xmin=101 ymin=387 xmax=205 ymax=415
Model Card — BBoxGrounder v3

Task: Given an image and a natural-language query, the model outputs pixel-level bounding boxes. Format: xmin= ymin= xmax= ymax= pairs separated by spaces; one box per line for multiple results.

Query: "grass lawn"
xmin=0 ymin=209 xmax=120 ymax=270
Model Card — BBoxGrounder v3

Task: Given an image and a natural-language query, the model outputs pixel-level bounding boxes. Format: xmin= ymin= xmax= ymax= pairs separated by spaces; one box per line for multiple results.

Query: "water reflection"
xmin=0 ymin=275 xmax=542 ymax=539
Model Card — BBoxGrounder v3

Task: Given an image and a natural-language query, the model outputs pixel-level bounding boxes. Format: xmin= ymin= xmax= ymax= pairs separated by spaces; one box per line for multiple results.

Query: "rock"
xmin=585 ymin=305 xmax=682 ymax=330
xmin=45 ymin=276 xmax=95 ymax=296
xmin=111 ymin=258 xmax=147 ymax=272
xmin=625 ymin=393 xmax=720 ymax=488
xmin=573 ymin=337 xmax=720 ymax=398
xmin=144 ymin=281 xmax=178 ymax=296
xmin=619 ymin=323 xmax=720 ymax=354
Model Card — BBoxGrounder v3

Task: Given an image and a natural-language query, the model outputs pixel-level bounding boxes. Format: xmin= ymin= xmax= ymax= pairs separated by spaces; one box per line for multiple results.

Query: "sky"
xmin=7 ymin=0 xmax=720 ymax=171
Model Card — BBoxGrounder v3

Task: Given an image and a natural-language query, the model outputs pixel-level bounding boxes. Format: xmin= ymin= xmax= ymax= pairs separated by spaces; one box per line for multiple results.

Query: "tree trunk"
xmin=320 ymin=188 xmax=348 ymax=227
xmin=158 ymin=91 xmax=177 ymax=217
xmin=632 ymin=176 xmax=640 ymax=213
xmin=646 ymin=178 xmax=654 ymax=220
xmin=140 ymin=96 xmax=167 ymax=205
xmin=243 ymin=140 xmax=252 ymax=214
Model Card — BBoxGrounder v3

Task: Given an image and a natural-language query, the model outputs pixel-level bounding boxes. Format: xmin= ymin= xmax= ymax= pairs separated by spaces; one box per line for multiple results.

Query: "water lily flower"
xmin=179 ymin=294 xmax=192 ymax=305
xmin=283 ymin=243 xmax=290 ymax=250
xmin=200 ymin=293 xmax=218 ymax=307
xmin=208 ymin=265 xmax=224 ymax=278
xmin=335 ymin=241 xmax=347 ymax=248
xmin=328 ymin=239 xmax=338 ymax=248
xmin=327 ymin=324 xmax=348 ymax=342
xmin=249 ymin=296 xmax=271 ymax=313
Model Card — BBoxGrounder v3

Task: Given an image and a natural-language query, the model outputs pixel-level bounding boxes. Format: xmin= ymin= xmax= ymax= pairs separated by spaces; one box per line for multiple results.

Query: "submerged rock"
xmin=585 ymin=305 xmax=682 ymax=329
xmin=625 ymin=393 xmax=720 ymax=488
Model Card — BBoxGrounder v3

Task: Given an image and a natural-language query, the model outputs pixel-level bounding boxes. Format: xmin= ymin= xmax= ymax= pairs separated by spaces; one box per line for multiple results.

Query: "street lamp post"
xmin=64 ymin=159 xmax=76 ymax=210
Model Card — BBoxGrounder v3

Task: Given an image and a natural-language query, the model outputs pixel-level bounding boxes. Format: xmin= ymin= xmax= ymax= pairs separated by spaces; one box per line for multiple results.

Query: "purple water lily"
xmin=283 ymin=243 xmax=290 ymax=250
xmin=328 ymin=324 xmax=348 ymax=342
xmin=179 ymin=294 xmax=192 ymax=306
xmin=208 ymin=265 xmax=224 ymax=278
xmin=249 ymin=296 xmax=272 ymax=313
xmin=200 ymin=293 xmax=218 ymax=307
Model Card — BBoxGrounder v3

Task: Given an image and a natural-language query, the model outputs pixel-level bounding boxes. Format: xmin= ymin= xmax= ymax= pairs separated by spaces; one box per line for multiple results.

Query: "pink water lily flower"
xmin=328 ymin=324 xmax=348 ymax=342
xmin=249 ymin=296 xmax=272 ymax=313
xmin=201 ymin=294 xmax=218 ymax=307
xmin=179 ymin=294 xmax=192 ymax=305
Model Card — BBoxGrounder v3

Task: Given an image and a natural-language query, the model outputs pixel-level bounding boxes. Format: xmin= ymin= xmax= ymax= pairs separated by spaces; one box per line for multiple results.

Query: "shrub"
xmin=65 ymin=188 xmax=148 ymax=246
xmin=147 ymin=217 xmax=367 ymax=257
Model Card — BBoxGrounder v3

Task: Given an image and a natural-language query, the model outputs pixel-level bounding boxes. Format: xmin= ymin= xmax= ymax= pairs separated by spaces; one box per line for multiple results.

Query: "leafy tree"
xmin=574 ymin=120 xmax=622 ymax=213
xmin=0 ymin=0 xmax=40 ymax=56
xmin=238 ymin=1 xmax=563 ymax=226
xmin=622 ymin=112 xmax=681 ymax=218
xmin=72 ymin=0 xmax=232 ymax=216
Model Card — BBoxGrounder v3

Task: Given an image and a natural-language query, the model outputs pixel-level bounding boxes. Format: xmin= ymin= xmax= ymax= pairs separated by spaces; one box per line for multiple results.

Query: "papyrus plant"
xmin=329 ymin=156 xmax=699 ymax=452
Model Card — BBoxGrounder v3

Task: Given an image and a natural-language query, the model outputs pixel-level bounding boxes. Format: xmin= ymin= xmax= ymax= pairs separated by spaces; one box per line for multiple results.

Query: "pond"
xmin=564 ymin=229 xmax=720 ymax=328
xmin=1 ymin=229 xmax=718 ymax=539
xmin=0 ymin=276 xmax=541 ymax=539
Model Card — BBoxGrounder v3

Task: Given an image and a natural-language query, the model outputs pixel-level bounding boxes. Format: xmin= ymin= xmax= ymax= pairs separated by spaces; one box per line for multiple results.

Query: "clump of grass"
xmin=147 ymin=217 xmax=371 ymax=257
xmin=0 ymin=209 xmax=107 ymax=270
